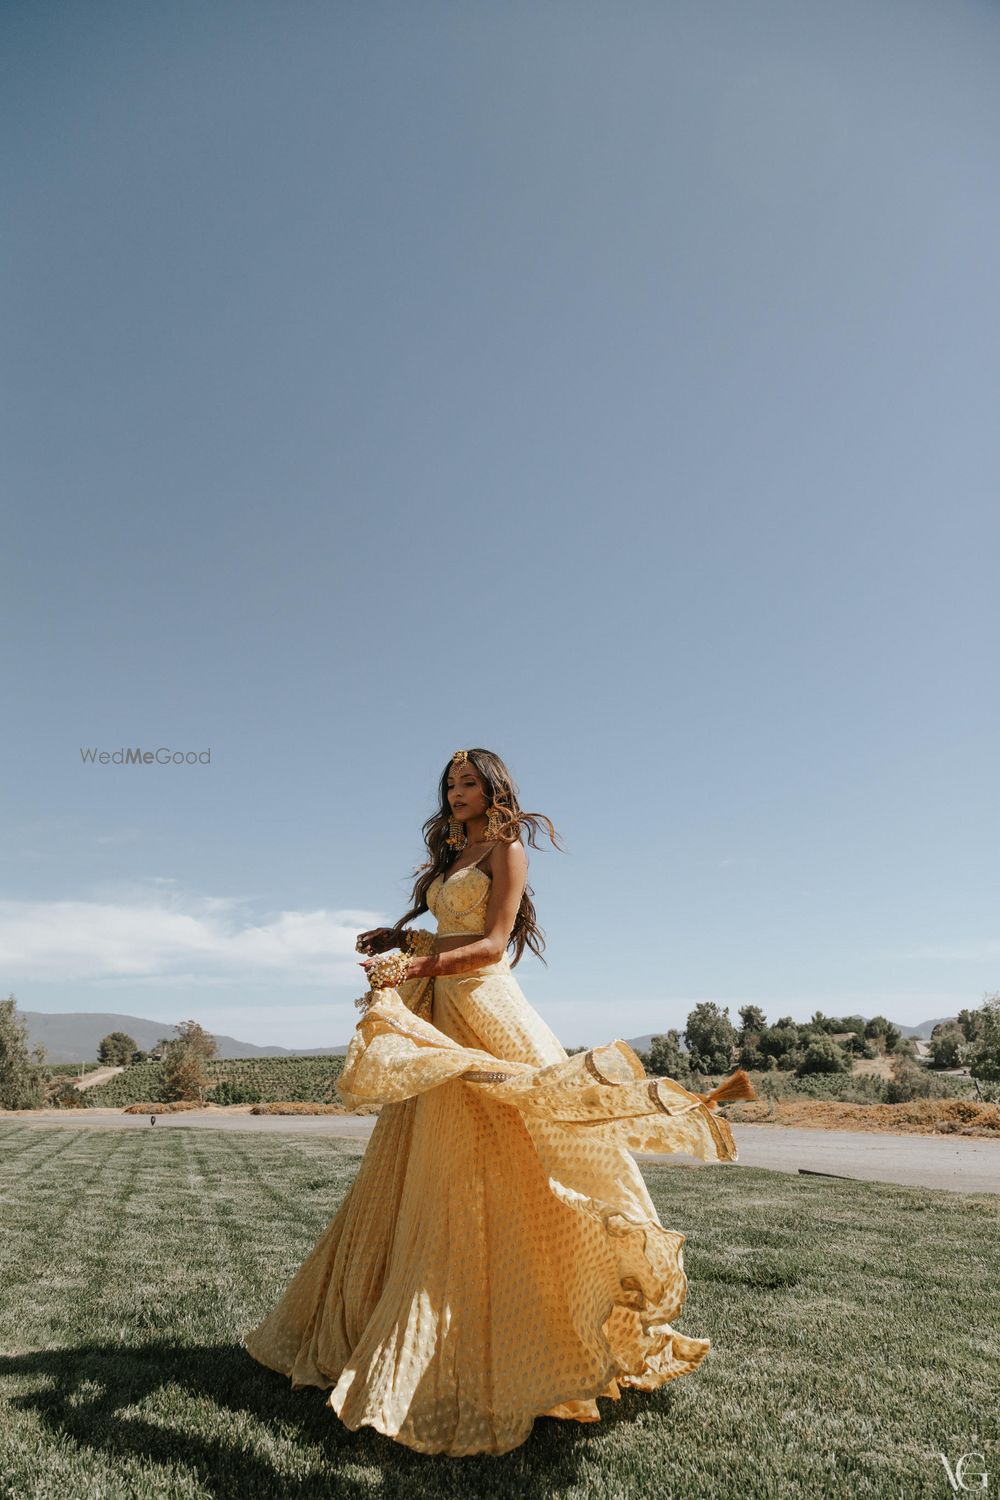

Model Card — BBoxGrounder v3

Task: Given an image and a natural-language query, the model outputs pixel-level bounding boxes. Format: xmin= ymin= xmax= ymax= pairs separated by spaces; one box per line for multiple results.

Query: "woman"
xmin=244 ymin=747 xmax=753 ymax=1457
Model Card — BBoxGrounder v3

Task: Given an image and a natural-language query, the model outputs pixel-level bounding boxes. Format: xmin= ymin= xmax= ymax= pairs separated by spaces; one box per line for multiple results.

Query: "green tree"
xmin=162 ymin=1019 xmax=218 ymax=1103
xmin=0 ymin=994 xmax=47 ymax=1109
xmin=956 ymin=1007 xmax=985 ymax=1044
xmin=928 ymin=1025 xmax=965 ymax=1070
xmin=737 ymin=1005 xmax=767 ymax=1040
xmin=864 ymin=1016 xmax=902 ymax=1054
xmin=646 ymin=1030 xmax=690 ymax=1081
xmin=758 ymin=1022 xmax=801 ymax=1071
xmin=796 ymin=1035 xmax=850 ymax=1076
xmin=97 ymin=1031 xmax=138 ymax=1066
xmin=734 ymin=1005 xmax=767 ymax=1070
xmin=735 ymin=1041 xmax=767 ymax=1070
xmin=684 ymin=1002 xmax=737 ymax=1074
xmin=966 ymin=994 xmax=1000 ymax=1093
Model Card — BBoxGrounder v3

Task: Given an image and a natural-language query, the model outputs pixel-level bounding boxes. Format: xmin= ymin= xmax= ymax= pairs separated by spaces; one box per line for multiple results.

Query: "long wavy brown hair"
xmin=393 ymin=748 xmax=564 ymax=966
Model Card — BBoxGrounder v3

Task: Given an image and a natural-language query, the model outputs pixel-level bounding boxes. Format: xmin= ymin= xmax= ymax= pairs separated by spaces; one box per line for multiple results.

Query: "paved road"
xmin=694 ymin=1122 xmax=1000 ymax=1195
xmin=4 ymin=1108 xmax=998 ymax=1194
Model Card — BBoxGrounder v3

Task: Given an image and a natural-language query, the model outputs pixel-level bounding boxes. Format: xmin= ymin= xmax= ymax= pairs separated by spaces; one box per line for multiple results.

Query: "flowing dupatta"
xmin=339 ymin=983 xmax=755 ymax=1160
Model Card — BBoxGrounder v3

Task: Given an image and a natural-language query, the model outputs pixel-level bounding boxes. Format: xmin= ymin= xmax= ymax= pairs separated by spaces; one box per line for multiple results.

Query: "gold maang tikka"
xmin=446 ymin=749 xmax=470 ymax=848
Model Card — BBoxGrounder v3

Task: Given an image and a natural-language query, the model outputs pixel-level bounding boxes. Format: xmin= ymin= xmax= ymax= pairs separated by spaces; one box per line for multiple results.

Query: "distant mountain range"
xmin=20 ymin=1009 xmax=955 ymax=1065
xmin=20 ymin=1011 xmax=351 ymax=1063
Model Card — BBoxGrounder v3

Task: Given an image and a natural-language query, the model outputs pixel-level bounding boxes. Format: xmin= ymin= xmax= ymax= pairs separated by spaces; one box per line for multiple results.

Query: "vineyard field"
xmin=85 ymin=1054 xmax=344 ymax=1107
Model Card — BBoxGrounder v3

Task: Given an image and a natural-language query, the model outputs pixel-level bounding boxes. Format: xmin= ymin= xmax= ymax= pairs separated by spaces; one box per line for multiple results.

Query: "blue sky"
xmin=3 ymin=0 xmax=998 ymax=1050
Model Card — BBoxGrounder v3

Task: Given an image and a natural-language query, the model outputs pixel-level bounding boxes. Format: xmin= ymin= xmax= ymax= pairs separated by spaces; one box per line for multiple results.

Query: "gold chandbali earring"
xmin=446 ymin=749 xmax=470 ymax=848
xmin=483 ymin=790 xmax=514 ymax=842
xmin=446 ymin=815 xmax=467 ymax=850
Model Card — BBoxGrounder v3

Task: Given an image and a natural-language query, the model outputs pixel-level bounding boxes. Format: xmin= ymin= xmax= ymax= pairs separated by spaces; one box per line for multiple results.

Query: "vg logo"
xmin=938 ymin=1452 xmax=989 ymax=1492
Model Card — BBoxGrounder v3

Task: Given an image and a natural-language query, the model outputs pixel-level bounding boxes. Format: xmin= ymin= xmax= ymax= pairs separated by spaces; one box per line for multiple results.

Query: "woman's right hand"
xmin=355 ymin=926 xmax=400 ymax=956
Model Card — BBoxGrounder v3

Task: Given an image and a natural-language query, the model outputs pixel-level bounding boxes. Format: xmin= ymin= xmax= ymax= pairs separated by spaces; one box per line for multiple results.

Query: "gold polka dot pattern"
xmin=243 ymin=866 xmax=738 ymax=1456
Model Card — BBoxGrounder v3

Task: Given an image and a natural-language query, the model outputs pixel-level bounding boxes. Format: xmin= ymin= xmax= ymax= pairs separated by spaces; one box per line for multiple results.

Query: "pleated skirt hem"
xmin=245 ymin=1287 xmax=715 ymax=1458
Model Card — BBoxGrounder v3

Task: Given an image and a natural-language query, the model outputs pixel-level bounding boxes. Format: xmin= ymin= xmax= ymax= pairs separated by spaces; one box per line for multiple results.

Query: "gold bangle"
xmin=402 ymin=928 xmax=436 ymax=956
xmin=355 ymin=951 xmax=414 ymax=1014
xmin=369 ymin=952 xmax=412 ymax=990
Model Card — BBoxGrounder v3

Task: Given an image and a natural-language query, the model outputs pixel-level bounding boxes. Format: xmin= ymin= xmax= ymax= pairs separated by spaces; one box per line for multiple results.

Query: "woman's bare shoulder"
xmin=490 ymin=837 xmax=527 ymax=877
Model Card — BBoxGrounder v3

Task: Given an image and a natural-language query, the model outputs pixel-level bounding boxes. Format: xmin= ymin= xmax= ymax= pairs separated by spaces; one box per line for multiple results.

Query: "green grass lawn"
xmin=0 ymin=1123 xmax=997 ymax=1500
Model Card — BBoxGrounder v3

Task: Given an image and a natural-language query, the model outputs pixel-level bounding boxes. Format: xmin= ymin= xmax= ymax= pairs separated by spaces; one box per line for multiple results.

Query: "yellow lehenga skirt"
xmin=244 ymin=881 xmax=744 ymax=1457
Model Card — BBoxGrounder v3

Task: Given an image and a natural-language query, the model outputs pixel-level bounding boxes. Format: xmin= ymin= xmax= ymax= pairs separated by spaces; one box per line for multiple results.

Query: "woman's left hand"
xmin=355 ymin=926 xmax=399 ymax=956
xmin=358 ymin=954 xmax=430 ymax=980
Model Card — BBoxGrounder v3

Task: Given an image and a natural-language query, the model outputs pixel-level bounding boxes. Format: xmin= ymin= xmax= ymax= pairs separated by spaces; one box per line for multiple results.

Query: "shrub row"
xmin=659 ymin=1067 xmax=978 ymax=1107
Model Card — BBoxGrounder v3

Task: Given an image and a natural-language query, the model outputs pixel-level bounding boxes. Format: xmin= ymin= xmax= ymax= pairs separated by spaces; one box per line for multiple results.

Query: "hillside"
xmin=21 ymin=1010 xmax=348 ymax=1064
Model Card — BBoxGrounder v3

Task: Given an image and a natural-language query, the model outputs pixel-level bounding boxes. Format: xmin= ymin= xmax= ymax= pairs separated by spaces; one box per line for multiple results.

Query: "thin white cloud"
xmin=0 ymin=885 xmax=384 ymax=986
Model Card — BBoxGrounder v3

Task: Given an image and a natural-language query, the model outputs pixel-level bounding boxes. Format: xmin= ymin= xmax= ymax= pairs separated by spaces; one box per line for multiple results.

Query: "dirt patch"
xmin=122 ymin=1100 xmax=206 ymax=1114
xmin=119 ymin=1102 xmax=268 ymax=1115
xmin=851 ymin=1057 xmax=895 ymax=1080
xmin=724 ymin=1097 xmax=1000 ymax=1139
xmin=250 ymin=1102 xmax=351 ymax=1116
